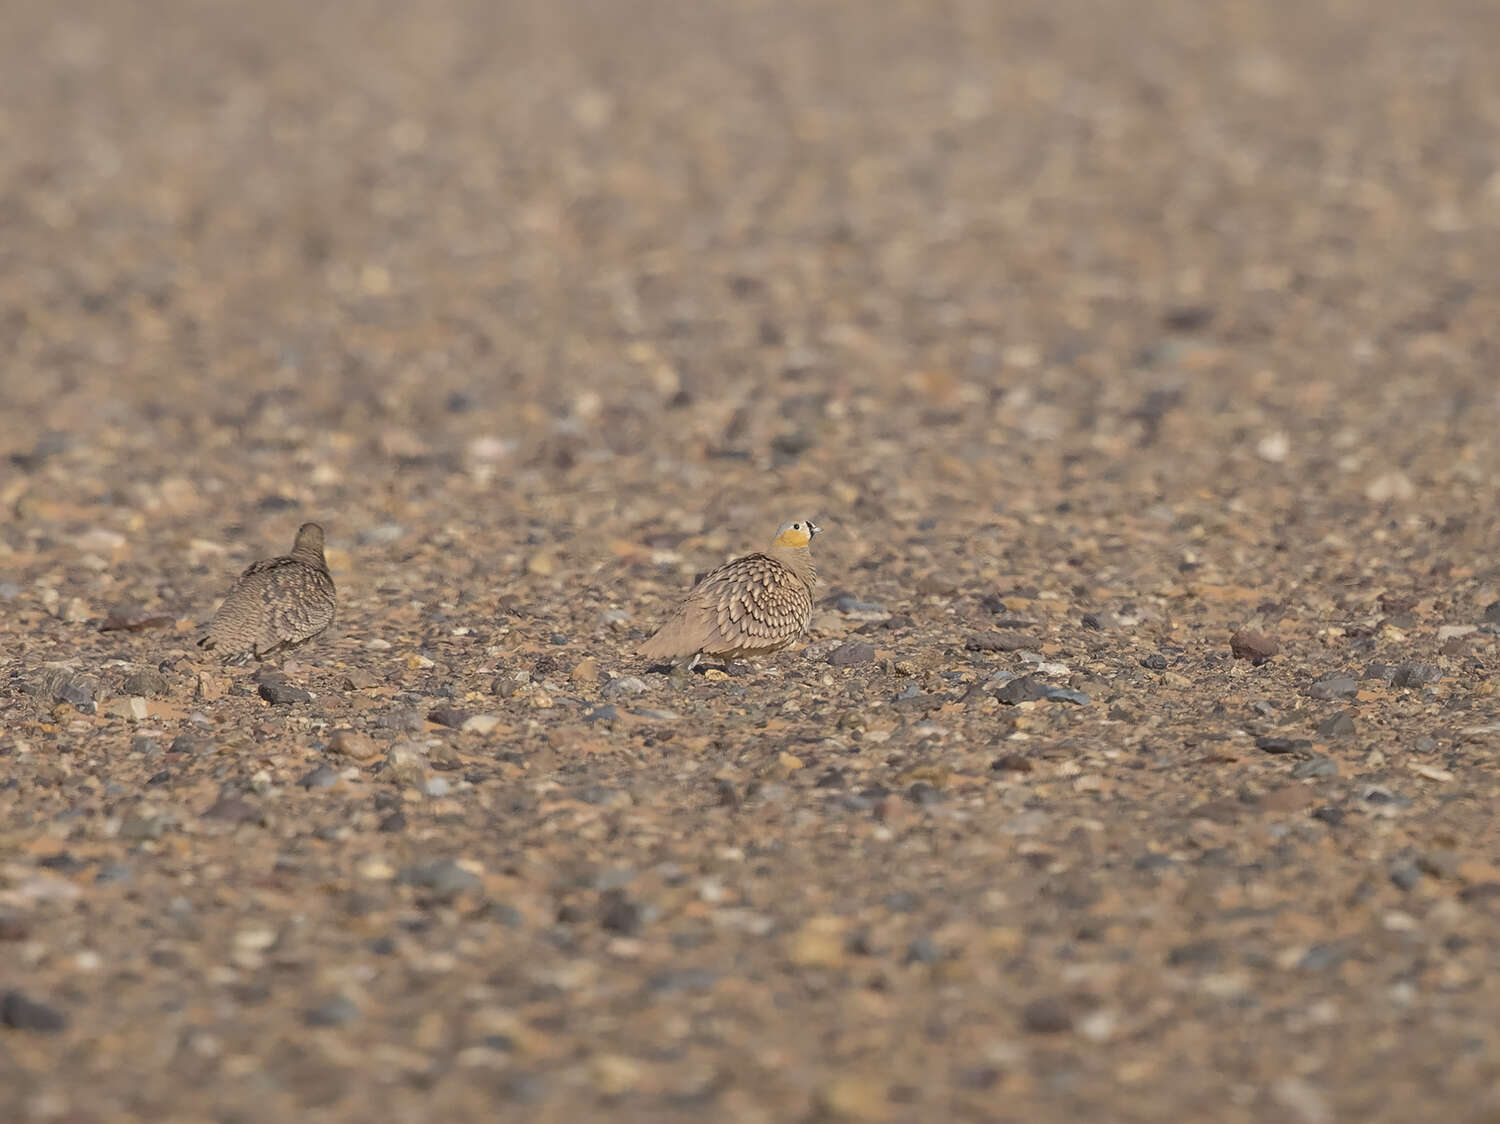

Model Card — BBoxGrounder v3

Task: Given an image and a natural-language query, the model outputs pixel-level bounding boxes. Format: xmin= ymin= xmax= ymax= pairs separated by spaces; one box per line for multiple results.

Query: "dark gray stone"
xmin=1389 ymin=861 xmax=1423 ymax=892
xmin=827 ymin=640 xmax=876 ymax=667
xmin=426 ymin=707 xmax=470 ymax=729
xmin=1166 ymin=940 xmax=1222 ymax=967
xmin=169 ymin=734 xmax=215 ymax=755
xmin=1392 ymin=662 xmax=1441 ymax=689
xmin=398 ymin=858 xmax=481 ymax=897
xmin=905 ymin=936 xmax=943 ymax=964
xmin=1317 ymin=710 xmax=1357 ymax=738
xmin=1298 ymin=944 xmax=1348 ymax=972
xmin=202 ymin=797 xmax=259 ymax=823
xmin=1020 ymin=997 xmax=1073 ymax=1034
xmin=304 ymin=994 xmax=360 ymax=1028
xmin=905 ymin=782 xmax=942 ymax=806
xmin=299 ymin=766 xmax=339 ymax=789
xmin=598 ymin=890 xmax=644 ymax=935
xmin=1291 ymin=756 xmax=1339 ymax=779
xmin=834 ymin=594 xmax=886 ymax=614
xmin=1041 ymin=686 xmax=1090 ymax=706
xmin=1256 ymin=736 xmax=1312 ymax=755
xmin=993 ymin=676 xmax=1050 ymax=704
xmin=1 ymin=991 xmax=67 ymax=1032
xmin=1305 ymin=676 xmax=1358 ymax=700
xmin=967 ymin=631 xmax=1032 ymax=653
xmin=259 ymin=680 xmax=312 ymax=705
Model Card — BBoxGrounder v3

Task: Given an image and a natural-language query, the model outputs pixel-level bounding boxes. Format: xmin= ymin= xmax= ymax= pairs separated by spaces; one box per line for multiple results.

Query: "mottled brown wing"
xmin=639 ymin=552 xmax=814 ymax=662
xmin=698 ymin=554 xmax=812 ymax=648
xmin=259 ymin=563 xmax=336 ymax=650
xmin=201 ymin=557 xmax=335 ymax=658
xmin=240 ymin=554 xmax=291 ymax=579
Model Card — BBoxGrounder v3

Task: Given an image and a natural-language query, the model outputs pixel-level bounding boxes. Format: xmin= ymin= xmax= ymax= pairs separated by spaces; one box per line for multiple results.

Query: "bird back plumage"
xmin=638 ymin=531 xmax=819 ymax=664
xmin=200 ymin=523 xmax=336 ymax=660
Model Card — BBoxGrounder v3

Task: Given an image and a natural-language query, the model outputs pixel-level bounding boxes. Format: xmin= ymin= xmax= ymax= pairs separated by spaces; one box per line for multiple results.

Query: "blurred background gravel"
xmin=4 ymin=1 xmax=1500 ymax=1120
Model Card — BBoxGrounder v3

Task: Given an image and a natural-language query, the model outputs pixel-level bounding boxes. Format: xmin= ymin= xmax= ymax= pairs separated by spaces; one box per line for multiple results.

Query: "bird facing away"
xmin=637 ymin=520 xmax=821 ymax=669
xmin=198 ymin=522 xmax=336 ymax=661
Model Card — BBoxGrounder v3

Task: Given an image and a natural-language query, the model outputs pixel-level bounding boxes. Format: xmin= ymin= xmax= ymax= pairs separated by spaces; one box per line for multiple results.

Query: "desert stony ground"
xmin=5 ymin=0 xmax=1500 ymax=1120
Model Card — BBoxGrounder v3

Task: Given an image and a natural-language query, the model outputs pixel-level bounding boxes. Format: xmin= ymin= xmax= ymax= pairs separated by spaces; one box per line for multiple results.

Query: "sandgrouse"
xmin=198 ymin=522 xmax=336 ymax=661
xmin=638 ymin=520 xmax=821 ymax=669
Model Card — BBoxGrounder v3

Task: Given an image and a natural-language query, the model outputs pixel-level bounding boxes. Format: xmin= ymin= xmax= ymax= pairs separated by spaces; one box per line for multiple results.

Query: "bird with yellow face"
xmin=637 ymin=520 xmax=822 ymax=670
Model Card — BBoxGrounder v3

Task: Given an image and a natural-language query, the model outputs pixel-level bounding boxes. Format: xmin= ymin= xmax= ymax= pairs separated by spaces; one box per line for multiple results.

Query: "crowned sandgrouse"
xmin=199 ymin=522 xmax=336 ymax=661
xmin=638 ymin=520 xmax=821 ymax=669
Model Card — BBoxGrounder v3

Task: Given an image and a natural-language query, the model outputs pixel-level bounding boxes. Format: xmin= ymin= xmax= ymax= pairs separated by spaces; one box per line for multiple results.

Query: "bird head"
xmin=772 ymin=520 xmax=821 ymax=549
xmin=294 ymin=523 xmax=326 ymax=554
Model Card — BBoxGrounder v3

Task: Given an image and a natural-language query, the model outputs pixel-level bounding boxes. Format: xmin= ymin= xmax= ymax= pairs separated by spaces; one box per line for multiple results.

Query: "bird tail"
xmin=635 ymin=630 xmax=681 ymax=662
xmin=637 ymin=612 xmax=717 ymax=664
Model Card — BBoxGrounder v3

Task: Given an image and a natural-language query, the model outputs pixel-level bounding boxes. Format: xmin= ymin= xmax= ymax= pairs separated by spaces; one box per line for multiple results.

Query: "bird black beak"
xmin=808 ymin=522 xmax=822 ymax=537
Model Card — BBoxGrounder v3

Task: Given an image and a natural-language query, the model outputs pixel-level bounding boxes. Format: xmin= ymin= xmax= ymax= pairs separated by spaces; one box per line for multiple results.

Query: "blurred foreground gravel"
xmin=4 ymin=1 xmax=1500 ymax=1120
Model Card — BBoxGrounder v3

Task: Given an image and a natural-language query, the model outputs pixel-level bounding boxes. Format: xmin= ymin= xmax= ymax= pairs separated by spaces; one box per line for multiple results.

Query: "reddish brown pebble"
xmin=1230 ymin=630 xmax=1279 ymax=663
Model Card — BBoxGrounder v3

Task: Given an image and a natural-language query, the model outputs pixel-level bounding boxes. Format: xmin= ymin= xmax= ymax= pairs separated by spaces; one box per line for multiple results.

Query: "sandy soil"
xmin=4 ymin=1 xmax=1500 ymax=1120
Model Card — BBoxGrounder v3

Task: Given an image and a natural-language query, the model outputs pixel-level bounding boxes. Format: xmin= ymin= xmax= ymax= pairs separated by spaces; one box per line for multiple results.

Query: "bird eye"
xmin=792 ymin=523 xmax=801 ymax=530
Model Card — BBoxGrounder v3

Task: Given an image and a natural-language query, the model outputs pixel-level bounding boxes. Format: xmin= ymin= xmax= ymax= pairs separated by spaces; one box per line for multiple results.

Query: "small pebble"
xmin=202 ymin=797 xmax=259 ymax=824
xmin=1304 ymin=677 xmax=1358 ymax=701
xmin=258 ymin=680 xmax=312 ymax=705
xmin=1257 ymin=736 xmax=1312 ymax=755
xmin=1391 ymin=662 xmax=1441 ymax=689
xmin=427 ymin=707 xmax=470 ymax=729
xmin=1389 ymin=861 xmax=1423 ymax=892
xmin=120 ymin=814 xmax=166 ymax=840
xmin=1 ymin=990 xmax=67 ymax=1033
xmin=1230 ymin=630 xmax=1279 ymax=663
xmin=967 ymin=631 xmax=1032 ymax=652
xmin=598 ymin=890 xmax=644 ymax=935
xmin=398 ymin=858 xmax=482 ymax=897
xmin=905 ymin=936 xmax=942 ymax=964
xmin=304 ymin=994 xmax=361 ymax=1028
xmin=1316 ymin=711 xmax=1357 ymax=739
xmin=603 ymin=676 xmax=648 ymax=698
xmin=1041 ymin=686 xmax=1090 ymax=706
xmin=1291 ymin=756 xmax=1339 ymax=780
xmin=329 ymin=729 xmax=380 ymax=761
xmin=827 ymin=640 xmax=876 ymax=667
xmin=993 ymin=676 xmax=1049 ymax=704
xmin=1020 ymin=997 xmax=1073 ymax=1034
xmin=299 ymin=766 xmax=340 ymax=790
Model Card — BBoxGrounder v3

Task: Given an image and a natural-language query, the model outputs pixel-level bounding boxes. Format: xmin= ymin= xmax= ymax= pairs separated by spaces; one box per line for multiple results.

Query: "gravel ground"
xmin=5 ymin=1 xmax=1500 ymax=1120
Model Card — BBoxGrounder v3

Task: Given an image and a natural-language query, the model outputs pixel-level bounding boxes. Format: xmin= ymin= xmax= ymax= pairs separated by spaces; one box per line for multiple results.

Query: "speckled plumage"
xmin=198 ymin=523 xmax=336 ymax=661
xmin=638 ymin=520 xmax=820 ymax=666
